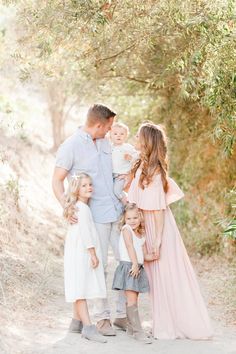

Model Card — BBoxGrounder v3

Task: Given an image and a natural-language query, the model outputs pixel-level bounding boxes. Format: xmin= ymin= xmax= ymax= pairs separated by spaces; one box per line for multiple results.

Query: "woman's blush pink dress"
xmin=128 ymin=169 xmax=213 ymax=339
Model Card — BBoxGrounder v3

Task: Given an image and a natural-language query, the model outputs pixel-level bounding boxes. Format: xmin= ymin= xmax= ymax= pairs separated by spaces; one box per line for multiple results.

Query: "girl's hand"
xmin=129 ymin=263 xmax=140 ymax=278
xmin=90 ymin=254 xmax=99 ymax=268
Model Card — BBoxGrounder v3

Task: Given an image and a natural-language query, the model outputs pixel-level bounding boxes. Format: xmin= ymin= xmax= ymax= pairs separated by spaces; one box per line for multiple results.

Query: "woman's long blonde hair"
xmin=132 ymin=122 xmax=169 ymax=192
xmin=119 ymin=203 xmax=145 ymax=236
xmin=63 ymin=172 xmax=92 ymax=219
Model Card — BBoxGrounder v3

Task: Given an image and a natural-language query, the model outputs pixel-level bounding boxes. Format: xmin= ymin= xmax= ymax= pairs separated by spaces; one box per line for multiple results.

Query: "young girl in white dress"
xmin=63 ymin=172 xmax=107 ymax=343
xmin=112 ymin=203 xmax=158 ymax=344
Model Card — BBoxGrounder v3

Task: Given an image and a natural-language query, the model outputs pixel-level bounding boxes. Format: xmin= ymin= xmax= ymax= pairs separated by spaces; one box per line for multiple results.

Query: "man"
xmin=52 ymin=104 xmax=127 ymax=336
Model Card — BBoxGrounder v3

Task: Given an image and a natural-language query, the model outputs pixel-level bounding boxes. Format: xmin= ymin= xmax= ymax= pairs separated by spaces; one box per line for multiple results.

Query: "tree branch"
xmin=97 ymin=43 xmax=136 ymax=63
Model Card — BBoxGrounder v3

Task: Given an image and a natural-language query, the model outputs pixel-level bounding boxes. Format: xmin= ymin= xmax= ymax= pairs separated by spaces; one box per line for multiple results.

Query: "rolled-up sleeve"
xmin=55 ymin=142 xmax=74 ymax=171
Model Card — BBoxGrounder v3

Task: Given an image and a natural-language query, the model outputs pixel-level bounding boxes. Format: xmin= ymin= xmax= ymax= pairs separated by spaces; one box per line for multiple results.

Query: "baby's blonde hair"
xmin=111 ymin=122 xmax=129 ymax=135
xmin=119 ymin=202 xmax=145 ymax=235
xmin=63 ymin=172 xmax=92 ymax=219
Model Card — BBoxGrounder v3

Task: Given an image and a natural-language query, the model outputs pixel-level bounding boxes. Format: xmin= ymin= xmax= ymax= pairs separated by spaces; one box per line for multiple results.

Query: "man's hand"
xmin=68 ymin=213 xmax=78 ymax=224
xmin=67 ymin=205 xmax=79 ymax=224
xmin=64 ymin=203 xmax=79 ymax=224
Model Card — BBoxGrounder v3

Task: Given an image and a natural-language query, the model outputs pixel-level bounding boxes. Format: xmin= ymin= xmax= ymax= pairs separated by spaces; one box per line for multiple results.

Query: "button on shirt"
xmin=55 ymin=128 xmax=123 ymax=223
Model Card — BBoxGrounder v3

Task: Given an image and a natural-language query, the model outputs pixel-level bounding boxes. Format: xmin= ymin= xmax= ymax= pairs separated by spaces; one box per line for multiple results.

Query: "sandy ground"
xmin=1 ymin=252 xmax=235 ymax=354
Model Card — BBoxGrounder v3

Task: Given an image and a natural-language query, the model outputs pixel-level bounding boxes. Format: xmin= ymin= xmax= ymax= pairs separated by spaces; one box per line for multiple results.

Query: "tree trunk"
xmin=47 ymin=83 xmax=67 ymax=152
xmin=50 ymin=109 xmax=65 ymax=152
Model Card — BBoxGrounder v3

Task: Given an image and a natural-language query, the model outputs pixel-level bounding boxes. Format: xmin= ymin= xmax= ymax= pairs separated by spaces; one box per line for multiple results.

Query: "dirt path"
xmin=2 ymin=252 xmax=235 ymax=354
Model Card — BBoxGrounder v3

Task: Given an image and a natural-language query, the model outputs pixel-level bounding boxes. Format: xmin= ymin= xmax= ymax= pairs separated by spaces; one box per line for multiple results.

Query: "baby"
xmin=110 ymin=122 xmax=139 ymax=204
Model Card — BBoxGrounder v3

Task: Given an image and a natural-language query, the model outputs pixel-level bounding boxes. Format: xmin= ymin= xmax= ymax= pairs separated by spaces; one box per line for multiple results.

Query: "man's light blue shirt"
xmin=55 ymin=128 xmax=123 ymax=223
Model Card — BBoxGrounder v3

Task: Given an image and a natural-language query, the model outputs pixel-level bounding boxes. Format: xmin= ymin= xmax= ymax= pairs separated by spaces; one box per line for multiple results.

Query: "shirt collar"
xmin=76 ymin=127 xmax=93 ymax=142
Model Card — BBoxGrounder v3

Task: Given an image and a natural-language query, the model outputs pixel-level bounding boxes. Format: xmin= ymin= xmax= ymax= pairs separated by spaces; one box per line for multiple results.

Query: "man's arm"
xmin=52 ymin=167 xmax=68 ymax=207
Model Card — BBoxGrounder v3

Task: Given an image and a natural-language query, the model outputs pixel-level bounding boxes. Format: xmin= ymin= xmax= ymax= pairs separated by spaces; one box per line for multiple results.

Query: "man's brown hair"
xmin=87 ymin=104 xmax=116 ymax=126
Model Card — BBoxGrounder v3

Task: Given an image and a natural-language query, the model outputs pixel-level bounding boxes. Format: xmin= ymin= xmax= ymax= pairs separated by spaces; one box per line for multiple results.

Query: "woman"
xmin=128 ymin=122 xmax=213 ymax=340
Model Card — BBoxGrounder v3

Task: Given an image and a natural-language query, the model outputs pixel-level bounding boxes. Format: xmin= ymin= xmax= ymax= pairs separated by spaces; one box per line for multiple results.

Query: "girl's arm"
xmin=122 ymin=227 xmax=140 ymax=277
xmin=79 ymin=208 xmax=95 ymax=249
xmin=142 ymin=243 xmax=159 ymax=262
xmin=152 ymin=210 xmax=164 ymax=257
xmin=80 ymin=214 xmax=99 ymax=268
xmin=88 ymin=247 xmax=99 ymax=268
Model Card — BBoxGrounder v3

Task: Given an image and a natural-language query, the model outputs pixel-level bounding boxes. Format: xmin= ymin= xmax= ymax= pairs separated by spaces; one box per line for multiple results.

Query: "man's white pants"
xmin=94 ymin=221 xmax=126 ymax=321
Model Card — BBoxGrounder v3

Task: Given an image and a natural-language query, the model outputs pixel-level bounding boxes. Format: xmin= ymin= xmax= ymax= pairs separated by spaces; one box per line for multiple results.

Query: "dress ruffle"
xmin=128 ymin=169 xmax=184 ymax=210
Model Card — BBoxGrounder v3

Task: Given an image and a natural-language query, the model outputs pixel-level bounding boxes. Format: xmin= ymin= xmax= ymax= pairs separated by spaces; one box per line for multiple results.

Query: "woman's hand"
xmin=150 ymin=252 xmax=160 ymax=261
xmin=152 ymin=240 xmax=161 ymax=260
xmin=129 ymin=263 xmax=140 ymax=278
xmin=123 ymin=173 xmax=133 ymax=192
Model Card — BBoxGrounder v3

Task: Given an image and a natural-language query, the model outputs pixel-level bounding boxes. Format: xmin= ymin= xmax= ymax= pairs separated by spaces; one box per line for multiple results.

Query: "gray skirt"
xmin=112 ymin=261 xmax=150 ymax=293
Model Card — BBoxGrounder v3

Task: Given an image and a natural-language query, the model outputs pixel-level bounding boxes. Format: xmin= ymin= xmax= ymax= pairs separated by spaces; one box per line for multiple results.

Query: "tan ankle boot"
xmin=113 ymin=317 xmax=128 ymax=331
xmin=126 ymin=305 xmax=152 ymax=344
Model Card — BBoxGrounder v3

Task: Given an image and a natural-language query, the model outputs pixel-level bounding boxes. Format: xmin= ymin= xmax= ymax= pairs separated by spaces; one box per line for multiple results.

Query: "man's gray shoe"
xmin=96 ymin=319 xmax=116 ymax=336
xmin=113 ymin=317 xmax=127 ymax=331
xmin=82 ymin=325 xmax=107 ymax=343
xmin=69 ymin=318 xmax=83 ymax=333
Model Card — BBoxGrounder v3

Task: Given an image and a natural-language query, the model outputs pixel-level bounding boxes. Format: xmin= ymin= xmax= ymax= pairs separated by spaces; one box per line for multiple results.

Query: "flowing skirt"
xmin=143 ymin=207 xmax=213 ymax=339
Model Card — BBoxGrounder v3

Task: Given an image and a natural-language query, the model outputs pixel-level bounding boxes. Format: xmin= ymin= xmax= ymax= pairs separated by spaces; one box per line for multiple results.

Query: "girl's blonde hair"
xmin=119 ymin=202 xmax=145 ymax=236
xmin=132 ymin=122 xmax=169 ymax=192
xmin=63 ymin=172 xmax=92 ymax=219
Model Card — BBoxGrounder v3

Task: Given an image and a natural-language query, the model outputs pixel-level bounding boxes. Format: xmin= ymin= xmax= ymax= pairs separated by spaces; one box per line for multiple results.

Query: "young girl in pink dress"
xmin=128 ymin=122 xmax=213 ymax=340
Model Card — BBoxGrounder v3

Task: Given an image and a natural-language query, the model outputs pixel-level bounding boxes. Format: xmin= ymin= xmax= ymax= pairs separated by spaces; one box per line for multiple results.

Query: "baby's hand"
xmin=91 ymin=254 xmax=99 ymax=268
xmin=124 ymin=153 xmax=132 ymax=161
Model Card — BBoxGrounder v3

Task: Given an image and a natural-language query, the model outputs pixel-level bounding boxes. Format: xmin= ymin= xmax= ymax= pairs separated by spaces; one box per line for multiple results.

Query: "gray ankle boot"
xmin=69 ymin=318 xmax=83 ymax=333
xmin=126 ymin=305 xmax=152 ymax=344
xmin=82 ymin=325 xmax=107 ymax=343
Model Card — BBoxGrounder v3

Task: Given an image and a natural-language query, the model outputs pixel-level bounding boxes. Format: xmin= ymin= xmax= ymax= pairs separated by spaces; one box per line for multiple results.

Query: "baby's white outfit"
xmin=112 ymin=143 xmax=139 ymax=200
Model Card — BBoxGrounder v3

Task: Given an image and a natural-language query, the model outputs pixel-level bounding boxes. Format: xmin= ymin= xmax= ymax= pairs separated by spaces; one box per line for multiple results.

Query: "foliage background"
xmin=6 ymin=0 xmax=234 ymax=255
xmin=0 ymin=2 xmax=236 ymax=352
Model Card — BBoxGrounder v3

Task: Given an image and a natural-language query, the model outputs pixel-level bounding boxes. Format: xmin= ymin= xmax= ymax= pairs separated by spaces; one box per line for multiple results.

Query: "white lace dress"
xmin=64 ymin=201 xmax=106 ymax=302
